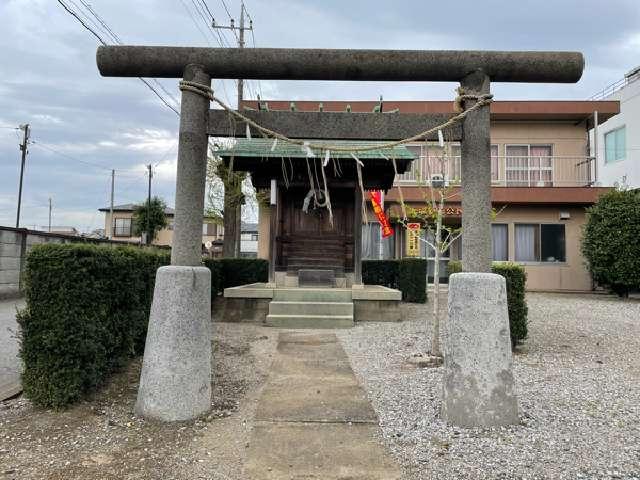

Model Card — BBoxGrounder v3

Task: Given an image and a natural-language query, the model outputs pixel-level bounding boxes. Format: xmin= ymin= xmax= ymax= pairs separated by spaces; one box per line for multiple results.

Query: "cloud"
xmin=0 ymin=0 xmax=638 ymax=230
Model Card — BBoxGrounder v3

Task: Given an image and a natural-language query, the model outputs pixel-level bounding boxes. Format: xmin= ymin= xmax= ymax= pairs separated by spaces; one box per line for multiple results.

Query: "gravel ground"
xmin=338 ymin=293 xmax=640 ymax=480
xmin=0 ymin=299 xmax=24 ymax=397
xmin=0 ymin=322 xmax=277 ymax=480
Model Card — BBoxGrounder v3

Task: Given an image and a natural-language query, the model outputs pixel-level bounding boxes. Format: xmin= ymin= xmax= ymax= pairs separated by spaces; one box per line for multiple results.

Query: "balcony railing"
xmin=395 ymin=156 xmax=595 ymax=187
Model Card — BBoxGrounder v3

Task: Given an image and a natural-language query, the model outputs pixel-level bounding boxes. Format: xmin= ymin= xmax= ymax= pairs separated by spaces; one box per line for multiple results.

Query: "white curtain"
xmin=363 ymin=223 xmax=396 ymax=259
xmin=515 ymin=224 xmax=537 ymax=261
xmin=492 ymin=224 xmax=508 ymax=261
xmin=362 ymin=223 xmax=380 ymax=259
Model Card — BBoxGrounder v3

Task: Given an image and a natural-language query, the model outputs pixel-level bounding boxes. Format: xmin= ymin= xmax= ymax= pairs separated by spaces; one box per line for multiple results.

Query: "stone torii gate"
xmin=96 ymin=47 xmax=583 ymax=425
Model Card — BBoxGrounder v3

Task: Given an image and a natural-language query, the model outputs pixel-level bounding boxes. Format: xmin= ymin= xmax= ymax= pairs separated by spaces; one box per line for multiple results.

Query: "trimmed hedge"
xmin=203 ymin=257 xmax=269 ymax=298
xmin=399 ymin=258 xmax=427 ymax=303
xmin=363 ymin=258 xmax=427 ymax=303
xmin=446 ymin=259 xmax=528 ymax=348
xmin=362 ymin=260 xmax=399 ymax=289
xmin=493 ymin=262 xmax=528 ymax=347
xmin=581 ymin=189 xmax=640 ymax=297
xmin=17 ymin=244 xmax=170 ymax=408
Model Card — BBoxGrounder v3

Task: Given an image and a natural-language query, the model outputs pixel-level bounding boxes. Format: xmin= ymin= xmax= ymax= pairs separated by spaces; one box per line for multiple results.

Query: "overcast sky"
xmin=1 ymin=0 xmax=639 ymax=232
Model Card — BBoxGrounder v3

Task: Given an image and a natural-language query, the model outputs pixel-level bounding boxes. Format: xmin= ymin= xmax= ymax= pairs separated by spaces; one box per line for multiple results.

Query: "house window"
xmin=113 ymin=218 xmax=132 ymax=237
xmin=605 ymin=126 xmax=626 ymax=163
xmin=491 ymin=224 xmax=508 ymax=261
xmin=505 ymin=145 xmax=553 ymax=186
xmin=450 ymin=144 xmax=499 ymax=182
xmin=491 ymin=145 xmax=499 ymax=182
xmin=251 ymin=233 xmax=258 ymax=241
xmin=515 ymin=224 xmax=566 ymax=263
xmin=362 ymin=223 xmax=394 ymax=259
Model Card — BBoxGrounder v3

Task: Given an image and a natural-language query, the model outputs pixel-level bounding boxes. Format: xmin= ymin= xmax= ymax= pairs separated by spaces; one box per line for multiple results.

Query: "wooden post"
xmin=353 ymin=187 xmax=363 ymax=286
xmin=268 ymin=179 xmax=278 ymax=285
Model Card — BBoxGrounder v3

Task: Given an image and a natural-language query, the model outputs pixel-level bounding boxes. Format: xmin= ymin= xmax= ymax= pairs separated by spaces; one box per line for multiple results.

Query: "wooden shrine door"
xmin=279 ymin=188 xmax=354 ymax=273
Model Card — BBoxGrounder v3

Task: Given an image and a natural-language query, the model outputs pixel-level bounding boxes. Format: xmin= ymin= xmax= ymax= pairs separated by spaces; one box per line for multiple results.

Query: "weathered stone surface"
xmin=97 ymin=46 xmax=584 ymax=83
xmin=246 ymin=422 xmax=402 ymax=480
xmin=170 ymin=65 xmax=211 ymax=267
xmin=135 ymin=266 xmax=211 ymax=421
xmin=246 ymin=331 xmax=401 ymax=479
xmin=461 ymin=71 xmax=493 ymax=273
xmin=442 ymin=273 xmax=519 ymax=427
xmin=298 ymin=269 xmax=335 ymax=288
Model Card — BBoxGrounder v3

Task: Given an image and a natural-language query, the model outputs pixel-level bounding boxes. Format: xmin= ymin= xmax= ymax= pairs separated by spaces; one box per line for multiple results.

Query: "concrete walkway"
xmin=245 ymin=332 xmax=402 ymax=479
xmin=0 ymin=298 xmax=23 ymax=400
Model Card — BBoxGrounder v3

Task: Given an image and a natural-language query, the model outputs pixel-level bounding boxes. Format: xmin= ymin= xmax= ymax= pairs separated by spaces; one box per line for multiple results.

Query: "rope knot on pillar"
xmin=179 ymin=80 xmax=214 ymax=100
xmin=453 ymin=87 xmax=493 ymax=113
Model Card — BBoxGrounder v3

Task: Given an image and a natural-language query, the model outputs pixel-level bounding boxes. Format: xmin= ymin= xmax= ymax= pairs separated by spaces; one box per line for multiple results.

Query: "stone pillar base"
xmin=442 ymin=272 xmax=519 ymax=427
xmin=135 ymin=266 xmax=211 ymax=421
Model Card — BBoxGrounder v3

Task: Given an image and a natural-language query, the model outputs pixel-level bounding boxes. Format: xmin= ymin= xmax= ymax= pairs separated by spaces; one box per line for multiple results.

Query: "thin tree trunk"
xmin=431 ymin=210 xmax=442 ymax=357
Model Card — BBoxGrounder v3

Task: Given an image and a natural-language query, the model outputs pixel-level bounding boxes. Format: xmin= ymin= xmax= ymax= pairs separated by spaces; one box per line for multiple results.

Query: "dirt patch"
xmin=0 ymin=322 xmax=276 ymax=480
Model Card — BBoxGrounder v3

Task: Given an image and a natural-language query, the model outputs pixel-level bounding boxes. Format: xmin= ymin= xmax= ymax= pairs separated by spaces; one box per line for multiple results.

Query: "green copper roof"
xmin=215 ymin=138 xmax=416 ymax=160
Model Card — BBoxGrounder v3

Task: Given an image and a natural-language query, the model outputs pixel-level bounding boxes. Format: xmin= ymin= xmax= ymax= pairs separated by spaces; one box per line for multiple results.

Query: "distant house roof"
xmin=98 ymin=203 xmax=219 ymax=220
xmin=215 ymin=138 xmax=416 ymax=160
xmin=241 ymin=222 xmax=258 ymax=233
xmin=241 ymin=100 xmax=620 ymax=125
xmin=98 ymin=203 xmax=176 ymax=215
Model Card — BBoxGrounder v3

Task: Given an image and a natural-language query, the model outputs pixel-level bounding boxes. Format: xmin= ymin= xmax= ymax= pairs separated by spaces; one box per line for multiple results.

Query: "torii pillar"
xmin=96 ymin=46 xmax=583 ymax=424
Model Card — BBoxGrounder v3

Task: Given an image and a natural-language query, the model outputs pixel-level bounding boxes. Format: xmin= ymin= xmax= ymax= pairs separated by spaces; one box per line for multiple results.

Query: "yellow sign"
xmin=405 ymin=223 xmax=421 ymax=257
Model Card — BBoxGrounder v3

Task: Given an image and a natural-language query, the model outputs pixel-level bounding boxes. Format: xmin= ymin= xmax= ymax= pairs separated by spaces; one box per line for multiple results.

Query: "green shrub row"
xmin=447 ymin=259 xmax=528 ymax=348
xmin=17 ymin=244 xmax=170 ymax=408
xmin=203 ymin=257 xmax=269 ymax=298
xmin=362 ymin=258 xmax=427 ymax=303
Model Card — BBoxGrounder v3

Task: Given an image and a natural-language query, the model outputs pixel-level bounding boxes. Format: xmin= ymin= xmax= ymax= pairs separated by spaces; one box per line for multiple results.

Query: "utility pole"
xmin=211 ymin=0 xmax=253 ymax=108
xmin=48 ymin=197 xmax=52 ymax=233
xmin=109 ymin=169 xmax=115 ymax=239
xmin=146 ymin=164 xmax=152 ymax=245
xmin=15 ymin=124 xmax=30 ymax=229
xmin=212 ymin=3 xmax=252 ymax=257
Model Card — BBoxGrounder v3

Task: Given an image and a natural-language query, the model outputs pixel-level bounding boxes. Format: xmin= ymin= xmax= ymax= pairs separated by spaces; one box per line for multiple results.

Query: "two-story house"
xmin=590 ymin=66 xmax=640 ymax=188
xmin=247 ymin=99 xmax=619 ymax=292
xmin=98 ymin=203 xmax=222 ymax=247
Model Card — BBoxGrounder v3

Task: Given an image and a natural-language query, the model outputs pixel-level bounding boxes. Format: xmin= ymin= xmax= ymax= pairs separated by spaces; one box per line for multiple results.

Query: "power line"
xmin=30 ymin=140 xmax=142 ymax=175
xmin=177 ymin=0 xmax=234 ymax=106
xmin=56 ymin=0 xmax=179 ymax=116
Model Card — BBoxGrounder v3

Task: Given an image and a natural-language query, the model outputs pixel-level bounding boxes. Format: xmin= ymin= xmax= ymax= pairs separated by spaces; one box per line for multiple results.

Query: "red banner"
xmin=369 ymin=191 xmax=394 ymax=238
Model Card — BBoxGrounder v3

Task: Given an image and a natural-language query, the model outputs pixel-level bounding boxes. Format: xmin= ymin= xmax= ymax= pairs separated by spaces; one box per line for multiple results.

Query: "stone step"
xmin=265 ymin=314 xmax=354 ymax=329
xmin=286 ymin=257 xmax=346 ymax=266
xmin=273 ymin=288 xmax=352 ymax=303
xmin=269 ymin=301 xmax=354 ymax=316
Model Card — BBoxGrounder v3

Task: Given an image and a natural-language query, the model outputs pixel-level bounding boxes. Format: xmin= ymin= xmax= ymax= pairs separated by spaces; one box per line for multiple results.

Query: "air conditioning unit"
xmin=430 ymin=174 xmax=446 ymax=188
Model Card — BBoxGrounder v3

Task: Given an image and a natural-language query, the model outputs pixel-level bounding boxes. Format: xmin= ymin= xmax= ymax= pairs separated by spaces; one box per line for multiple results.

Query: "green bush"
xmin=203 ymin=258 xmax=224 ymax=298
xmin=581 ymin=189 xmax=640 ymax=297
xmin=362 ymin=260 xmax=399 ymax=289
xmin=446 ymin=260 xmax=528 ymax=348
xmin=17 ymin=244 xmax=169 ymax=408
xmin=362 ymin=258 xmax=427 ymax=303
xmin=220 ymin=258 xmax=268 ymax=288
xmin=399 ymin=258 xmax=427 ymax=303
xmin=447 ymin=259 xmax=462 ymax=275
xmin=491 ymin=262 xmax=528 ymax=348
xmin=203 ymin=257 xmax=269 ymax=298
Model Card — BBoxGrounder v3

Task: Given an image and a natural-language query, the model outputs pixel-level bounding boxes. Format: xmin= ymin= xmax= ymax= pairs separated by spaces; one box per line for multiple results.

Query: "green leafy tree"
xmin=133 ymin=197 xmax=168 ymax=244
xmin=581 ymin=188 xmax=640 ymax=297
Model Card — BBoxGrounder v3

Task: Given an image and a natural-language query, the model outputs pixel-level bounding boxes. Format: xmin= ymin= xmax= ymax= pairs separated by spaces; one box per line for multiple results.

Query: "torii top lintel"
xmin=96 ymin=46 xmax=583 ymax=83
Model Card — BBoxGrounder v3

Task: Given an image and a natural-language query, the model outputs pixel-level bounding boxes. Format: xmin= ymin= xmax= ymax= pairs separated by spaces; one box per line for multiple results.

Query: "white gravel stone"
xmin=338 ymin=293 xmax=640 ymax=480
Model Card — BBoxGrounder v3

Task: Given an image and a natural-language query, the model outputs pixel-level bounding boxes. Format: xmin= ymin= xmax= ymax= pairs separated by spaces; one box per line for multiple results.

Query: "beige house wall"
xmin=490 ymin=122 xmax=590 ymax=186
xmin=103 ymin=211 xmax=221 ymax=247
xmin=443 ymin=205 xmax=590 ymax=292
xmin=495 ymin=205 xmax=591 ymax=292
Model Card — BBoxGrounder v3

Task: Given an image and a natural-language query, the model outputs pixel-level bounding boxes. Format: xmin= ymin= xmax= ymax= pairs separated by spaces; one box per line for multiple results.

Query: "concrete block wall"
xmin=0 ymin=226 xmax=158 ymax=299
